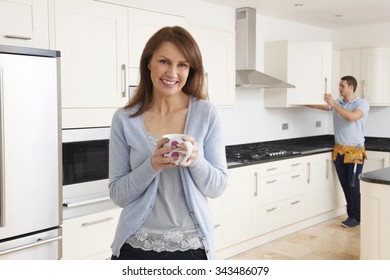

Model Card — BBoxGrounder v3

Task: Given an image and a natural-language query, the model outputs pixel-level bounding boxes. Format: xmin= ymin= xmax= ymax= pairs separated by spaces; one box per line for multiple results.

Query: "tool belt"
xmin=332 ymin=144 xmax=367 ymax=164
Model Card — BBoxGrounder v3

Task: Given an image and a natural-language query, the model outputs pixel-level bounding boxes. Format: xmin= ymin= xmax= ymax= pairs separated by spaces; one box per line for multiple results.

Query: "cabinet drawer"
xmin=258 ymin=158 xmax=304 ymax=177
xmin=256 ymin=196 xmax=304 ymax=234
xmin=62 ymin=208 xmax=121 ymax=260
xmin=213 ymin=217 xmax=229 ymax=251
xmin=257 ymin=170 xmax=305 ymax=205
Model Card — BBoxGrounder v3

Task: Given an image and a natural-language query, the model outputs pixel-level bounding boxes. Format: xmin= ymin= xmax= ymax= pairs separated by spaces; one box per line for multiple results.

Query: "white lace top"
xmin=125 ymin=133 xmax=203 ymax=252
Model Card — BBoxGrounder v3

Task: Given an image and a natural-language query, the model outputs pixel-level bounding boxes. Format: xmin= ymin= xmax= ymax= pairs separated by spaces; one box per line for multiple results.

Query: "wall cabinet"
xmin=62 ymin=208 xmax=121 ymax=260
xmin=363 ymin=150 xmax=390 ymax=172
xmin=53 ymin=0 xmax=184 ymax=128
xmin=128 ymin=7 xmax=184 ymax=85
xmin=52 ymin=0 xmax=129 ymax=128
xmin=340 ymin=47 xmax=390 ymax=106
xmin=0 ymin=0 xmax=49 ymax=48
xmin=189 ymin=26 xmax=236 ymax=108
xmin=264 ymin=40 xmax=332 ymax=107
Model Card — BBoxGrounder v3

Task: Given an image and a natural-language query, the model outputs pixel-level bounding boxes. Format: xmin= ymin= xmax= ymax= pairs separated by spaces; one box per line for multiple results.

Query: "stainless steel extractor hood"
xmin=235 ymin=7 xmax=295 ymax=88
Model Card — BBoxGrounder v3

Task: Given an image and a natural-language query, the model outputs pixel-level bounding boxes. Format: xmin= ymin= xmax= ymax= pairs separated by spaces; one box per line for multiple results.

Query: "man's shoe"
xmin=341 ymin=218 xmax=360 ymax=228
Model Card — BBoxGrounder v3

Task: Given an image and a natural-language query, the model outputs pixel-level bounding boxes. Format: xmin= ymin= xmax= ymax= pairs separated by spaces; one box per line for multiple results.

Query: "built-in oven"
xmin=62 ymin=127 xmax=116 ymax=219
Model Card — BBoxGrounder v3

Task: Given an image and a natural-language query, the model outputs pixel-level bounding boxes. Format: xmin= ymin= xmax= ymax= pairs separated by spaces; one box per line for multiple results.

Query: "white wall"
xmin=331 ymin=24 xmax=390 ymax=138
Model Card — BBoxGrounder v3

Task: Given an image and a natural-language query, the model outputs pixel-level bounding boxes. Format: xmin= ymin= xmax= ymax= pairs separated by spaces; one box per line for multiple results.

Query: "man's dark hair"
xmin=341 ymin=75 xmax=358 ymax=92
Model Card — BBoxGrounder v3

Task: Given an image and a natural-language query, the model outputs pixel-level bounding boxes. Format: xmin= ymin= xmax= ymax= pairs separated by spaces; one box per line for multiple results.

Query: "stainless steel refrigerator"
xmin=0 ymin=45 xmax=62 ymax=259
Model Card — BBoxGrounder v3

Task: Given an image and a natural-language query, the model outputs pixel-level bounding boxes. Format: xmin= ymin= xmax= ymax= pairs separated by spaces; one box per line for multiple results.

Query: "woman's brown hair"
xmin=125 ymin=26 xmax=207 ymax=117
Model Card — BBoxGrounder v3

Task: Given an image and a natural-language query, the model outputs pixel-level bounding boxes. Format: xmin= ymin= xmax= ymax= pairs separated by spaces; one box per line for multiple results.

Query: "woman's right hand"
xmin=150 ymin=137 xmax=178 ymax=171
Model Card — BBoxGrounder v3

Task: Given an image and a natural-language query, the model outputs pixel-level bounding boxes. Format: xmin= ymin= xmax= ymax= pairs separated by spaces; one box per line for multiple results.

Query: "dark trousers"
xmin=334 ymin=154 xmax=364 ymax=222
xmin=111 ymin=243 xmax=207 ymax=260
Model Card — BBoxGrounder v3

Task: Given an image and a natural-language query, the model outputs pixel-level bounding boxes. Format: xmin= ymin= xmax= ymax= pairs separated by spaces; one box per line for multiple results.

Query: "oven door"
xmin=62 ymin=127 xmax=115 ymax=219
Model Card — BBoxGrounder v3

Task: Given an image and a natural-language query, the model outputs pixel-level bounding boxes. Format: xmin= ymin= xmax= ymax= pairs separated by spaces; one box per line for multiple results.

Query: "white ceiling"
xmin=198 ymin=0 xmax=390 ymax=29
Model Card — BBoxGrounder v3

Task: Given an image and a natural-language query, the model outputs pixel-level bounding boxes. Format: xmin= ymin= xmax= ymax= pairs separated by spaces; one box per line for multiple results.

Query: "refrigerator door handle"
xmin=0 ymin=235 xmax=62 ymax=256
xmin=0 ymin=68 xmax=5 ymax=227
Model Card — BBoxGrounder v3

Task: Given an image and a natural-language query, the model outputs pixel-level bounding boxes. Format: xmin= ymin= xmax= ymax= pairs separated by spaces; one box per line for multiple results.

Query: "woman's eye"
xmin=179 ymin=63 xmax=189 ymax=68
xmin=160 ymin=59 xmax=169 ymax=65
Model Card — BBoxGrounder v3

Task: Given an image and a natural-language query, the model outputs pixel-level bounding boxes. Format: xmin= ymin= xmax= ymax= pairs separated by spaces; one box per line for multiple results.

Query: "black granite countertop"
xmin=360 ymin=167 xmax=390 ymax=185
xmin=226 ymin=135 xmax=390 ymax=169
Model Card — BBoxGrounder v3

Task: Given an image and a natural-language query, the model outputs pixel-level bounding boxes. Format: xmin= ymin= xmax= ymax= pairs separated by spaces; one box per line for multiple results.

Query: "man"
xmin=308 ymin=76 xmax=369 ymax=228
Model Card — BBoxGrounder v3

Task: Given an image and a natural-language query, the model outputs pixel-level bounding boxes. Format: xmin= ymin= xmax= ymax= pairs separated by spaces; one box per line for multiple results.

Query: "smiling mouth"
xmin=161 ymin=79 xmax=177 ymax=86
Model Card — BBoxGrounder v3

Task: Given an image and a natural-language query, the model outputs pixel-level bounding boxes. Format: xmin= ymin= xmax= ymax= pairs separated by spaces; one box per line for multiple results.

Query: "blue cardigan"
xmin=109 ymin=97 xmax=228 ymax=259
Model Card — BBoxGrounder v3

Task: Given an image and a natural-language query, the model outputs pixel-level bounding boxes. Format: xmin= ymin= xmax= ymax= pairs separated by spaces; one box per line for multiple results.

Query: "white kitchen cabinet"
xmin=340 ymin=47 xmax=390 ymax=106
xmin=0 ymin=0 xmax=49 ymax=48
xmin=128 ymin=7 xmax=185 ymax=85
xmin=264 ymin=40 xmax=332 ymax=107
xmin=62 ymin=208 xmax=121 ymax=260
xmin=52 ymin=0 xmax=184 ymax=128
xmin=340 ymin=48 xmax=362 ymax=97
xmin=189 ymin=26 xmax=235 ymax=107
xmin=253 ymin=157 xmax=305 ymax=234
xmin=52 ymin=0 xmax=128 ymax=128
xmin=303 ymin=153 xmax=345 ymax=218
xmin=225 ymin=167 xmax=255 ymax=245
xmin=360 ymin=179 xmax=390 ymax=259
xmin=363 ymin=150 xmax=390 ymax=172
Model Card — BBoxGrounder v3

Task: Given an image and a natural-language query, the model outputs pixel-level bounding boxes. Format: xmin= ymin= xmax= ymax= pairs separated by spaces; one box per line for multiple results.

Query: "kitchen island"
xmin=360 ymin=167 xmax=390 ymax=259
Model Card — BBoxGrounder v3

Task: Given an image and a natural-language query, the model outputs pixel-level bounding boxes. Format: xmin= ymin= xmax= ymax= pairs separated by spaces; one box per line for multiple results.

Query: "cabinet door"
xmin=128 ymin=7 xmax=185 ymax=84
xmin=304 ymin=153 xmax=344 ymax=217
xmin=363 ymin=151 xmax=390 ymax=172
xmin=226 ymin=167 xmax=255 ymax=245
xmin=289 ymin=42 xmax=332 ymax=105
xmin=264 ymin=41 xmax=332 ymax=107
xmin=190 ymin=27 xmax=235 ymax=108
xmin=340 ymin=48 xmax=362 ymax=97
xmin=62 ymin=208 xmax=121 ymax=260
xmin=53 ymin=0 xmax=128 ymax=109
xmin=361 ymin=47 xmax=390 ymax=105
xmin=0 ymin=0 xmax=49 ymax=48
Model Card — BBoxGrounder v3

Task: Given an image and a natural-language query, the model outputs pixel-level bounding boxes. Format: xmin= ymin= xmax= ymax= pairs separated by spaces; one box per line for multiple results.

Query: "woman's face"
xmin=148 ymin=41 xmax=190 ymax=97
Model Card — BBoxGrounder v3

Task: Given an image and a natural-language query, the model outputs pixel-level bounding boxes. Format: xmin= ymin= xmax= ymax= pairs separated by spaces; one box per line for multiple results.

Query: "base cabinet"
xmin=211 ymin=153 xmax=345 ymax=259
xmin=303 ymin=153 xmax=345 ymax=218
xmin=62 ymin=208 xmax=121 ymax=260
xmin=363 ymin=150 xmax=390 ymax=172
xmin=361 ymin=181 xmax=390 ymax=259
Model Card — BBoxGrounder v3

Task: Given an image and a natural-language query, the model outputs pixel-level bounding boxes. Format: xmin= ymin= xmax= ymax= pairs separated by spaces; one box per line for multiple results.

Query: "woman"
xmin=109 ymin=26 xmax=228 ymax=260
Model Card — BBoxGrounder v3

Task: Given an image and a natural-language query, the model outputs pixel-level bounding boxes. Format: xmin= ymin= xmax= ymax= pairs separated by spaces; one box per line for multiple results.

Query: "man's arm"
xmin=325 ymin=94 xmax=364 ymax=122
xmin=306 ymin=104 xmax=330 ymax=111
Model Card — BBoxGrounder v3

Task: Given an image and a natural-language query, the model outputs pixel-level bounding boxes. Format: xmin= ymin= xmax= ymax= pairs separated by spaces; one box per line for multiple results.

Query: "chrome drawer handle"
xmin=267 ymin=167 xmax=277 ymax=171
xmin=214 ymin=224 xmax=222 ymax=229
xmin=291 ymin=175 xmax=301 ymax=179
xmin=266 ymin=207 xmax=277 ymax=213
xmin=4 ymin=34 xmax=32 ymax=40
xmin=81 ymin=217 xmax=113 ymax=227
xmin=266 ymin=179 xmax=277 ymax=184
xmin=291 ymin=163 xmax=301 ymax=167
xmin=291 ymin=200 xmax=301 ymax=205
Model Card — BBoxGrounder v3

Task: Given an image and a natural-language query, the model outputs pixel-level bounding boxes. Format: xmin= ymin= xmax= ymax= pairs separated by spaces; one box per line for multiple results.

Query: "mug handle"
xmin=181 ymin=140 xmax=193 ymax=163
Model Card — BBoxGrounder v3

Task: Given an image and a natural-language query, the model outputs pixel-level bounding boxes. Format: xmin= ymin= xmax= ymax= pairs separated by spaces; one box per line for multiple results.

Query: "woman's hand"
xmin=179 ymin=135 xmax=198 ymax=167
xmin=150 ymin=137 xmax=178 ymax=171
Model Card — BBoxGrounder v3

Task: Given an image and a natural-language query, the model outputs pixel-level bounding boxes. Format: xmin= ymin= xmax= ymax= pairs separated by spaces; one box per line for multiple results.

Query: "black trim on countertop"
xmin=226 ymin=135 xmax=390 ymax=169
xmin=360 ymin=167 xmax=390 ymax=185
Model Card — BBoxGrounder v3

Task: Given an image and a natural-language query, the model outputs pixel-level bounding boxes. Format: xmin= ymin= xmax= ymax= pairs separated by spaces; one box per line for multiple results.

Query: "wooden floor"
xmin=229 ymin=214 xmax=360 ymax=260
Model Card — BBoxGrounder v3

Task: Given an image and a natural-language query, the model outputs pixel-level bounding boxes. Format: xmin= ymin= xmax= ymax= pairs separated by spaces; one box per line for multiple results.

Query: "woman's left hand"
xmin=179 ymin=135 xmax=198 ymax=167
